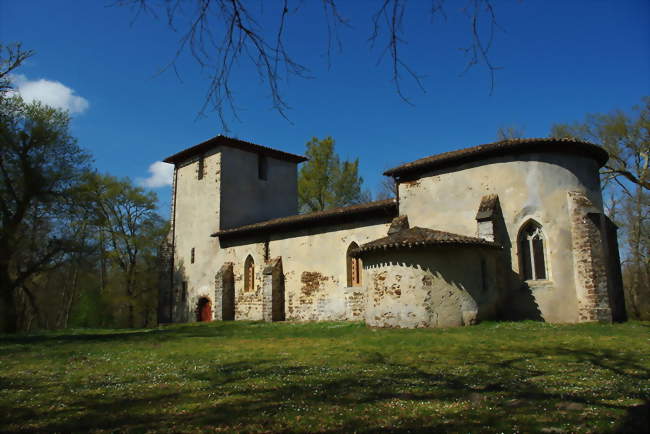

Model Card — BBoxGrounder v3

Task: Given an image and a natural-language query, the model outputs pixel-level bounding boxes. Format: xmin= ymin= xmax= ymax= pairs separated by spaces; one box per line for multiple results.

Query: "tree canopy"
xmin=0 ymin=45 xmax=169 ymax=332
xmin=0 ymin=95 xmax=91 ymax=332
xmin=297 ymin=136 xmax=367 ymax=213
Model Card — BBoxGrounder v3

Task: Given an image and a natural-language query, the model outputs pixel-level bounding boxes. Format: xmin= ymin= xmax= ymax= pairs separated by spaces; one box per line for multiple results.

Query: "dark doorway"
xmin=197 ymin=297 xmax=212 ymax=322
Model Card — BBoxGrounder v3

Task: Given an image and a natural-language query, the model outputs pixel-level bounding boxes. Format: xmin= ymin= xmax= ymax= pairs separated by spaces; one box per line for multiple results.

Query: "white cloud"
xmin=11 ymin=74 xmax=89 ymax=114
xmin=138 ymin=161 xmax=174 ymax=188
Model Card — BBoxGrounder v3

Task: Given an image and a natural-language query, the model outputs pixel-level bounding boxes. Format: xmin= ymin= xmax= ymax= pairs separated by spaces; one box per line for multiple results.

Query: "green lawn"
xmin=1 ymin=321 xmax=648 ymax=433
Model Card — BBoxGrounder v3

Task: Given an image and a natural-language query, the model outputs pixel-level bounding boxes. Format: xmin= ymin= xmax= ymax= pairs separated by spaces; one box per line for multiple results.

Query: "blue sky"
xmin=2 ymin=0 xmax=648 ymax=214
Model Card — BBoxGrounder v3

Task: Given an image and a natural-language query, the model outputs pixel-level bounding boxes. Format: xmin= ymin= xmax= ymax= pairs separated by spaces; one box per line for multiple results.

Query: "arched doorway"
xmin=197 ymin=297 xmax=212 ymax=322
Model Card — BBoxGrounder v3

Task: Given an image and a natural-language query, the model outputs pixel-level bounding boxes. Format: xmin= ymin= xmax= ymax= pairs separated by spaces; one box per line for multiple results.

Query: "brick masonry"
xmin=567 ymin=191 xmax=612 ymax=322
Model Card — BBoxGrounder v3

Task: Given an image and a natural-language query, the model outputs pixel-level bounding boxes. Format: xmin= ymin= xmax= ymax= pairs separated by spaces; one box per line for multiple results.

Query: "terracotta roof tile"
xmin=163 ymin=134 xmax=307 ymax=164
xmin=213 ymin=199 xmax=398 ymax=239
xmin=351 ymin=226 xmax=501 ymax=257
xmin=384 ymin=138 xmax=609 ymax=178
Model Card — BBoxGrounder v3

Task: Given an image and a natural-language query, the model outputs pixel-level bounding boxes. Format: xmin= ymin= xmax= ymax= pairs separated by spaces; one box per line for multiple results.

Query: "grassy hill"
xmin=1 ymin=321 xmax=648 ymax=433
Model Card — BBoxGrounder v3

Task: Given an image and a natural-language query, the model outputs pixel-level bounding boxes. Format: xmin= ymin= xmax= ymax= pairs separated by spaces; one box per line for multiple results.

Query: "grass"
xmin=1 ymin=321 xmax=648 ymax=433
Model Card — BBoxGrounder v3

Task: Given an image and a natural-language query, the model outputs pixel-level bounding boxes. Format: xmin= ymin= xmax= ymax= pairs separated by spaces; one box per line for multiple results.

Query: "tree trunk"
xmin=0 ymin=248 xmax=17 ymax=332
xmin=125 ymin=260 xmax=138 ymax=328
xmin=61 ymin=264 xmax=80 ymax=329
xmin=0 ymin=286 xmax=17 ymax=333
xmin=99 ymin=229 xmax=107 ymax=294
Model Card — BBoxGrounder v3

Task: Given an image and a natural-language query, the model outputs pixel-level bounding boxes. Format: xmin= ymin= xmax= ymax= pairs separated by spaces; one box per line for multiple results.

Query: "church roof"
xmin=383 ymin=137 xmax=609 ymax=178
xmin=163 ymin=134 xmax=308 ymax=164
xmin=213 ymin=199 xmax=398 ymax=239
xmin=351 ymin=226 xmax=501 ymax=257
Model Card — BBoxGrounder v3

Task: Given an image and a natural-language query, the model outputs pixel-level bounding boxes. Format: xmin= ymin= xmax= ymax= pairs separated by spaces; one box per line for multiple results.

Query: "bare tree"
xmin=376 ymin=175 xmax=398 ymax=200
xmin=496 ymin=124 xmax=525 ymax=141
xmin=117 ymin=0 xmax=503 ymax=130
xmin=0 ymin=43 xmax=33 ymax=94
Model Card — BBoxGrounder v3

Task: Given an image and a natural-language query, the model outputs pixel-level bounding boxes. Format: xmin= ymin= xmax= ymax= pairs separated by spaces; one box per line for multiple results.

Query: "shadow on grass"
xmin=0 ymin=322 xmax=366 ymax=350
xmin=4 ymin=345 xmax=647 ymax=433
xmin=0 ymin=322 xmax=242 ymax=347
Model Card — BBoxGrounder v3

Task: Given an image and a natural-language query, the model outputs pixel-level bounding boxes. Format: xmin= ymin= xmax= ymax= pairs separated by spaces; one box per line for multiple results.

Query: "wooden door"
xmin=199 ymin=299 xmax=212 ymax=322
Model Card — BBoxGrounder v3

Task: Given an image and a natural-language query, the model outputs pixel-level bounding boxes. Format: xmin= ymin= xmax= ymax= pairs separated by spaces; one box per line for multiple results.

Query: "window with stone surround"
xmin=244 ymin=255 xmax=255 ymax=291
xmin=518 ymin=220 xmax=547 ymax=281
xmin=347 ymin=242 xmax=362 ymax=287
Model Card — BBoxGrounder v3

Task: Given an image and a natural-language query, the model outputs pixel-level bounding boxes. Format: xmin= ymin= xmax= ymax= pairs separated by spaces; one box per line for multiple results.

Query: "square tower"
xmin=162 ymin=135 xmax=306 ymax=320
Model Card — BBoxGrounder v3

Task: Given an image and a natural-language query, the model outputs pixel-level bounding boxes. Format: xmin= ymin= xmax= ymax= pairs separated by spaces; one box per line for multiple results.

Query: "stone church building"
xmin=158 ymin=135 xmax=627 ymax=328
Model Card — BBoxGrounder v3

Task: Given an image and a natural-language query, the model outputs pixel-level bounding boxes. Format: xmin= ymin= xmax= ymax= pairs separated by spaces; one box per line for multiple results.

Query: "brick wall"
xmin=567 ymin=191 xmax=612 ymax=322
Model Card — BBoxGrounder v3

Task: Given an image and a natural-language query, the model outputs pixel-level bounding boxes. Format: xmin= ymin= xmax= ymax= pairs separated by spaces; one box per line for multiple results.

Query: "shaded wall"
xmin=220 ymin=146 xmax=298 ymax=230
xmin=362 ymin=247 xmax=499 ymax=328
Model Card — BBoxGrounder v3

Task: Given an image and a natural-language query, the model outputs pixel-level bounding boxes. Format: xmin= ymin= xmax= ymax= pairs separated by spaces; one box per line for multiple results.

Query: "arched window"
xmin=347 ymin=242 xmax=362 ymax=287
xmin=518 ymin=220 xmax=547 ymax=280
xmin=244 ymin=255 xmax=255 ymax=291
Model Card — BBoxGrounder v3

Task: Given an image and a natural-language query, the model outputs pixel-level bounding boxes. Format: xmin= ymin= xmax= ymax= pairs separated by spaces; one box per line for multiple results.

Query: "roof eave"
xmin=213 ymin=200 xmax=398 ymax=239
xmin=163 ymin=135 xmax=308 ymax=165
xmin=384 ymin=139 xmax=609 ymax=178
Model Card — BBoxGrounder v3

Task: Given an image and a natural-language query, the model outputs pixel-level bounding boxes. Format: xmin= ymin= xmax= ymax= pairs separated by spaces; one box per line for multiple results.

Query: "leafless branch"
xmin=0 ymin=42 xmax=34 ymax=94
xmin=118 ymin=0 xmax=503 ymax=129
xmin=458 ymin=0 xmax=501 ymax=94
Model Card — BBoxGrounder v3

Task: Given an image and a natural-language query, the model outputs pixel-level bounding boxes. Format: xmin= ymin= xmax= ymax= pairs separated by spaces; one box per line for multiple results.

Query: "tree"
xmin=119 ymin=0 xmax=502 ymax=129
xmin=551 ymin=98 xmax=650 ymax=192
xmin=298 ymin=136 xmax=367 ymax=212
xmin=80 ymin=173 xmax=168 ymax=328
xmin=496 ymin=125 xmax=525 ymax=141
xmin=551 ymin=97 xmax=650 ymax=319
xmin=0 ymin=96 xmax=91 ymax=332
xmin=0 ymin=43 xmax=33 ymax=94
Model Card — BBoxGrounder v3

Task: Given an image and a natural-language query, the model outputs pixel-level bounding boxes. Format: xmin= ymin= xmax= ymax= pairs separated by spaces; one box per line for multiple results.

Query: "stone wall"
xmin=214 ymin=262 xmax=235 ymax=320
xmin=172 ymin=149 xmax=221 ymax=311
xmin=219 ymin=146 xmax=298 ymax=230
xmin=567 ymin=191 xmax=612 ymax=322
xmin=398 ymin=152 xmax=604 ymax=323
xmin=216 ymin=218 xmax=393 ymax=322
xmin=171 ymin=145 xmax=301 ymax=322
xmin=362 ymin=247 xmax=499 ymax=328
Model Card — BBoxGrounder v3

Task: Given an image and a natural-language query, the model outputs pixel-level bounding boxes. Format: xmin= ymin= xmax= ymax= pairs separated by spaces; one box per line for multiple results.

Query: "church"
xmin=158 ymin=135 xmax=627 ymax=327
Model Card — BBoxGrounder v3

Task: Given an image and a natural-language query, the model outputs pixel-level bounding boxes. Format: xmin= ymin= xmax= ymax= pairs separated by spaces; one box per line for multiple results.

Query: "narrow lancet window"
xmin=518 ymin=221 xmax=547 ymax=280
xmin=197 ymin=155 xmax=205 ymax=180
xmin=244 ymin=255 xmax=255 ymax=291
xmin=346 ymin=242 xmax=362 ymax=287
xmin=258 ymin=154 xmax=268 ymax=180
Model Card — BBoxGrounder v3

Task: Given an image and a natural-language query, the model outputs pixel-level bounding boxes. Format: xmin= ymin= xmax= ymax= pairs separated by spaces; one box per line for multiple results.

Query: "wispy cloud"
xmin=138 ymin=161 xmax=174 ymax=188
xmin=11 ymin=74 xmax=89 ymax=114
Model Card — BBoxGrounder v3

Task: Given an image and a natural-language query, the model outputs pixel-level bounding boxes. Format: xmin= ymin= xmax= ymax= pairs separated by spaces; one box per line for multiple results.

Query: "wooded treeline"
xmin=1 ymin=44 xmax=168 ymax=332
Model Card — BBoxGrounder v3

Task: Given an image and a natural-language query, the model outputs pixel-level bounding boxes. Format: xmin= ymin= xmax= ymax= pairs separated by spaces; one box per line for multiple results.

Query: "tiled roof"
xmin=383 ymin=138 xmax=609 ymax=178
xmin=163 ymin=134 xmax=308 ymax=164
xmin=213 ymin=199 xmax=398 ymax=239
xmin=351 ymin=227 xmax=501 ymax=257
